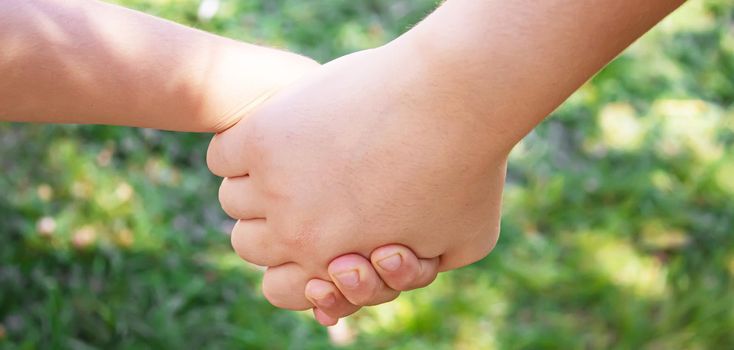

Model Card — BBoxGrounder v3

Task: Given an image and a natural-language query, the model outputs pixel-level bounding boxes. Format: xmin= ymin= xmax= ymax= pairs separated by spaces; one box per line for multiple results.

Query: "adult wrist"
xmin=383 ymin=30 xmax=524 ymax=155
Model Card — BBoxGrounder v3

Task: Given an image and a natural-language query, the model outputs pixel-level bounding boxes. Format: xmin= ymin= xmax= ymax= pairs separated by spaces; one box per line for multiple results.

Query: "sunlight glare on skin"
xmin=0 ymin=30 xmax=38 ymax=69
xmin=19 ymin=2 xmax=100 ymax=86
xmin=3 ymin=1 xmax=151 ymax=109
xmin=25 ymin=5 xmax=71 ymax=44
xmin=0 ymin=1 xmax=70 ymax=58
xmin=79 ymin=3 xmax=149 ymax=64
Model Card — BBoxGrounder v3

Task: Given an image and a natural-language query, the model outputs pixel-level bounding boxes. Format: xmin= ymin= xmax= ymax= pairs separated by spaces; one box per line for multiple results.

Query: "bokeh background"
xmin=1 ymin=0 xmax=733 ymax=348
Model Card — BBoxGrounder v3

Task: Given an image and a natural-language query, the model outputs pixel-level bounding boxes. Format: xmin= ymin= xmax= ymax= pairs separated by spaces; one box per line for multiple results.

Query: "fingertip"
xmin=313 ymin=308 xmax=339 ymax=327
xmin=261 ymin=264 xmax=312 ymax=310
xmin=305 ymin=279 xmax=337 ymax=308
xmin=305 ymin=278 xmax=361 ymax=319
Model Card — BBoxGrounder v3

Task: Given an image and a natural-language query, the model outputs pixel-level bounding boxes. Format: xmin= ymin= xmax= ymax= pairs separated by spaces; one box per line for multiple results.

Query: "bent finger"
xmin=305 ymin=279 xmax=360 ymax=325
xmin=218 ymin=176 xmax=267 ymax=220
xmin=328 ymin=254 xmax=399 ymax=307
xmin=262 ymin=263 xmax=312 ymax=310
xmin=371 ymin=244 xmax=440 ymax=291
xmin=231 ymin=219 xmax=287 ymax=267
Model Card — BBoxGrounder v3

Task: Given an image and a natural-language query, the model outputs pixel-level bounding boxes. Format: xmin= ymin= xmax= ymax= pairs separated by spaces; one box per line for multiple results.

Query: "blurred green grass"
xmin=1 ymin=0 xmax=733 ymax=349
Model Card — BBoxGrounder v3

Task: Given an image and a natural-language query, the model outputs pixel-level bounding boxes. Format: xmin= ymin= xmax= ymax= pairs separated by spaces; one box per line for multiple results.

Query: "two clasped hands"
xmin=206 ymin=0 xmax=682 ymax=325
xmin=207 ymin=44 xmax=507 ymax=325
xmin=1 ymin=0 xmax=683 ymax=326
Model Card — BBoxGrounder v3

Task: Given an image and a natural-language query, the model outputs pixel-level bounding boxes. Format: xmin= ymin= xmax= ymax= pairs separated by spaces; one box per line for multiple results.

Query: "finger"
xmin=218 ymin=176 xmax=267 ymax=220
xmin=230 ymin=219 xmax=286 ymax=267
xmin=371 ymin=244 xmax=440 ymax=291
xmin=305 ymin=279 xmax=360 ymax=321
xmin=206 ymin=125 xmax=253 ymax=178
xmin=313 ymin=308 xmax=339 ymax=327
xmin=262 ymin=262 xmax=312 ymax=310
xmin=438 ymin=233 xmax=499 ymax=271
xmin=328 ymin=254 xmax=399 ymax=307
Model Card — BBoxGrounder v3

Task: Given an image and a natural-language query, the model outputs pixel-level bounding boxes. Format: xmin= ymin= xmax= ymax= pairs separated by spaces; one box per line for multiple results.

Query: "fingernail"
xmin=335 ymin=270 xmax=360 ymax=287
xmin=377 ymin=253 xmax=402 ymax=272
xmin=315 ymin=293 xmax=336 ymax=307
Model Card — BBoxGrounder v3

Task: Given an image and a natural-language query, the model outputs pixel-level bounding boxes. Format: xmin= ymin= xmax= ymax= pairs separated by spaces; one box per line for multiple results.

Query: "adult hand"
xmin=207 ymin=43 xmax=508 ymax=323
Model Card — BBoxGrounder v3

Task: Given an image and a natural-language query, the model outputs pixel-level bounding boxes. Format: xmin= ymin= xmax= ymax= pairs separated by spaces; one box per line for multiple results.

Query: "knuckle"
xmin=229 ymin=224 xmax=266 ymax=265
xmin=261 ymin=280 xmax=289 ymax=309
xmin=261 ymin=274 xmax=309 ymax=311
xmin=230 ymin=222 xmax=290 ymax=268
xmin=238 ymin=121 xmax=268 ymax=167
xmin=206 ymin=136 xmax=224 ymax=175
xmin=281 ymin=223 xmax=318 ymax=252
xmin=218 ymin=182 xmax=237 ymax=219
xmin=229 ymin=227 xmax=251 ymax=260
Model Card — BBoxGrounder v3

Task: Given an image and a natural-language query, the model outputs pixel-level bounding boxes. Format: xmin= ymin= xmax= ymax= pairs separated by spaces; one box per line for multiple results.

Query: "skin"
xmin=0 ymin=0 xmax=425 ymax=325
xmin=1 ymin=0 xmax=686 ymax=328
xmin=0 ymin=0 xmax=317 ymax=131
xmin=207 ymin=0 xmax=686 ymax=326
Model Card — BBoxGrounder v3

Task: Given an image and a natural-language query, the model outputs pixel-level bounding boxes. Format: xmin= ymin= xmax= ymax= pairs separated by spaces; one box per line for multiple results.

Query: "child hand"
xmin=304 ymin=244 xmax=439 ymax=326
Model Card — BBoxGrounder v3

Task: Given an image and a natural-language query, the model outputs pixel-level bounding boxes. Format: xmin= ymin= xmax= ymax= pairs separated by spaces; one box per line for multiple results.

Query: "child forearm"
xmin=0 ymin=0 xmax=316 ymax=132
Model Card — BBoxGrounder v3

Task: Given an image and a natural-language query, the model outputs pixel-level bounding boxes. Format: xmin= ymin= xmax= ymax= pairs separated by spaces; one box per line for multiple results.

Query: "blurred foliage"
xmin=1 ymin=0 xmax=733 ymax=349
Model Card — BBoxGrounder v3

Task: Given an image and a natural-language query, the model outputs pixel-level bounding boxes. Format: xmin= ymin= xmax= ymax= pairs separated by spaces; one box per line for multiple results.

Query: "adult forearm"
xmin=0 ymin=0 xmax=314 ymax=132
xmin=394 ymin=0 xmax=685 ymax=150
